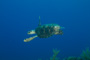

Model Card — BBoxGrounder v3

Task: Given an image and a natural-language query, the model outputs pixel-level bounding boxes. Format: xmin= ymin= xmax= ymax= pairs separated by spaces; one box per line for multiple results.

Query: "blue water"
xmin=0 ymin=0 xmax=90 ymax=60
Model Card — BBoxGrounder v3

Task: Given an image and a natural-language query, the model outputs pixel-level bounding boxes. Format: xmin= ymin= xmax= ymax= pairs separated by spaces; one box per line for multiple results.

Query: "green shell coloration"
xmin=35 ymin=24 xmax=60 ymax=38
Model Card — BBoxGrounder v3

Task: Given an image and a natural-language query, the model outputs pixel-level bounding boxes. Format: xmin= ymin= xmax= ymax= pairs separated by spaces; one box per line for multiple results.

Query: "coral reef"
xmin=38 ymin=48 xmax=90 ymax=60
xmin=81 ymin=48 xmax=90 ymax=60
xmin=63 ymin=48 xmax=90 ymax=60
xmin=64 ymin=57 xmax=82 ymax=60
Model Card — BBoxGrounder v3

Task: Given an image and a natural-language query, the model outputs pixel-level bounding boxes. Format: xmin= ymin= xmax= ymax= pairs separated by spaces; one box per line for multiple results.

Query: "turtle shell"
xmin=35 ymin=24 xmax=60 ymax=38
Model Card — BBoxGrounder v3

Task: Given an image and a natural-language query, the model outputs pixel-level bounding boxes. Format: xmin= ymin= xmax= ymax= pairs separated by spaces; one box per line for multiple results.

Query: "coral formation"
xmin=64 ymin=57 xmax=82 ymax=60
xmin=38 ymin=48 xmax=90 ymax=60
xmin=50 ymin=49 xmax=60 ymax=60
xmin=81 ymin=48 xmax=90 ymax=60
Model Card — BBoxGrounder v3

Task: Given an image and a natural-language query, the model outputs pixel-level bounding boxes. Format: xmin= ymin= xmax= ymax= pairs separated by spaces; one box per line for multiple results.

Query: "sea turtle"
xmin=24 ymin=16 xmax=64 ymax=42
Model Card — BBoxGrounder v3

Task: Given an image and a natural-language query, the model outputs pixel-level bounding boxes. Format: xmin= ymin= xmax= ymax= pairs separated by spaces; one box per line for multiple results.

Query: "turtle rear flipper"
xmin=24 ymin=35 xmax=38 ymax=42
xmin=38 ymin=16 xmax=41 ymax=26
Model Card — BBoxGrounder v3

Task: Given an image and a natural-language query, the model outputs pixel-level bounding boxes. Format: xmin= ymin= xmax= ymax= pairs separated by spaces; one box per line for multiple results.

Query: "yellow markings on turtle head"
xmin=24 ymin=35 xmax=38 ymax=42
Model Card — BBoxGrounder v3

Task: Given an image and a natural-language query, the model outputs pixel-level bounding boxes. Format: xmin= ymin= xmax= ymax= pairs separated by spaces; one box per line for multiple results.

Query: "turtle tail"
xmin=24 ymin=35 xmax=38 ymax=42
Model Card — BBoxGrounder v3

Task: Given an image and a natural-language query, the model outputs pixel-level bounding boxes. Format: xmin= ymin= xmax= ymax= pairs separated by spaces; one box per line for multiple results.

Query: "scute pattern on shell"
xmin=35 ymin=24 xmax=59 ymax=38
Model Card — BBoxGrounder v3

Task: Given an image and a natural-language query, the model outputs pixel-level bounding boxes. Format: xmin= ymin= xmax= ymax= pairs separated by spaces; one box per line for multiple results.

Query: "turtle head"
xmin=54 ymin=25 xmax=64 ymax=35
xmin=27 ymin=30 xmax=36 ymax=35
xmin=53 ymin=25 xmax=60 ymax=32
xmin=54 ymin=30 xmax=63 ymax=35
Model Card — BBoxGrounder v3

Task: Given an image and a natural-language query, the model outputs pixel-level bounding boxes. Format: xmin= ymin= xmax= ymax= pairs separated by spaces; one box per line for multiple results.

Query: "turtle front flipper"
xmin=27 ymin=30 xmax=36 ymax=35
xmin=24 ymin=35 xmax=38 ymax=42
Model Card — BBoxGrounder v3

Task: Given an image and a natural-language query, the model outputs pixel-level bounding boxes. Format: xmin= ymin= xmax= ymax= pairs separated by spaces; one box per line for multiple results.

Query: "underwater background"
xmin=0 ymin=0 xmax=90 ymax=60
